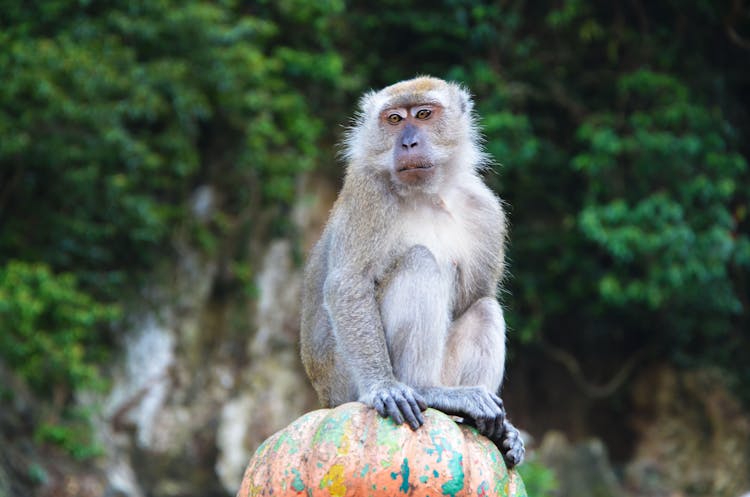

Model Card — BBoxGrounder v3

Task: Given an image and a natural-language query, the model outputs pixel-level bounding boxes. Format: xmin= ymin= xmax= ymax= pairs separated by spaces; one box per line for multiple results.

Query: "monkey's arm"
xmin=323 ymin=268 xmax=427 ymax=429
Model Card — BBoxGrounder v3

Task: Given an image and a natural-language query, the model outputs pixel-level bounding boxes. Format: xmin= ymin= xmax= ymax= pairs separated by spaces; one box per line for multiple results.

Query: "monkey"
xmin=300 ymin=76 xmax=524 ymax=467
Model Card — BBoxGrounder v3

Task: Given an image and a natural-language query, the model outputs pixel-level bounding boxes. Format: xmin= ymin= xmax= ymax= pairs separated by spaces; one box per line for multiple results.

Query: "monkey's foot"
xmin=497 ymin=419 xmax=525 ymax=468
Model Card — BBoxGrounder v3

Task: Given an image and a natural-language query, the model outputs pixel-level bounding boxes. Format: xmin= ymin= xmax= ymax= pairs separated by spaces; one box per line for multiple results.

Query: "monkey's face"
xmin=344 ymin=77 xmax=480 ymax=196
xmin=382 ymin=103 xmax=442 ymax=186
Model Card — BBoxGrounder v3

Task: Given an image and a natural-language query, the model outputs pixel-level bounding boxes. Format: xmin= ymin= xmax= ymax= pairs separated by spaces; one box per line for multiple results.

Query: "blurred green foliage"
xmin=517 ymin=458 xmax=557 ymax=496
xmin=0 ymin=261 xmax=115 ymax=394
xmin=576 ymin=70 xmax=746 ymax=332
xmin=0 ymin=261 xmax=116 ymax=457
xmin=0 ymin=0 xmax=344 ymax=456
xmin=0 ymin=0 xmax=343 ymax=291
xmin=1 ymin=0 xmax=748 ymax=459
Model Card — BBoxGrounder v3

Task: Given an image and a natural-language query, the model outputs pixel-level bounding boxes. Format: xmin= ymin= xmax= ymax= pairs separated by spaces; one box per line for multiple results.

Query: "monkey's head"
xmin=343 ymin=76 xmax=485 ymax=195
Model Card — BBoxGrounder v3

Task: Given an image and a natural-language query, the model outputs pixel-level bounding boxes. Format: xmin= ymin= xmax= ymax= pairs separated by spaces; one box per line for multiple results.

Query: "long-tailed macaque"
xmin=300 ymin=76 xmax=524 ymax=467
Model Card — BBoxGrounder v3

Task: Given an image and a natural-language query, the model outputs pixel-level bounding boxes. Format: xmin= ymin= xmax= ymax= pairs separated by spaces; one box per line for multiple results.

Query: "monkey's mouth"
xmin=395 ymin=161 xmax=435 ymax=184
xmin=397 ymin=162 xmax=433 ymax=172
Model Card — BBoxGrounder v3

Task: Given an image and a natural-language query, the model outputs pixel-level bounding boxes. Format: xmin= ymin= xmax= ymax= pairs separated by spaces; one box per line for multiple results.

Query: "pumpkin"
xmin=237 ymin=402 xmax=526 ymax=497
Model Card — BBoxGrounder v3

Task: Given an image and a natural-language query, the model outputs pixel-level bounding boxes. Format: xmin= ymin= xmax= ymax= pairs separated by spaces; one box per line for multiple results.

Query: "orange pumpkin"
xmin=237 ymin=402 xmax=526 ymax=497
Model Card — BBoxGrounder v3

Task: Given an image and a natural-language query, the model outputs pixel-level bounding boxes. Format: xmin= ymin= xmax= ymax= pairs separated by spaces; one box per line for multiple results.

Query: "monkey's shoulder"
xmin=447 ymin=178 xmax=506 ymax=235
xmin=394 ymin=184 xmax=503 ymax=267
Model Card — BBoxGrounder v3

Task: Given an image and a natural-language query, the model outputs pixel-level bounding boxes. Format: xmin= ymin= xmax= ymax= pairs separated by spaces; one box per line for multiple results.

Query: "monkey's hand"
xmin=417 ymin=386 xmax=506 ymax=440
xmin=360 ymin=381 xmax=427 ymax=430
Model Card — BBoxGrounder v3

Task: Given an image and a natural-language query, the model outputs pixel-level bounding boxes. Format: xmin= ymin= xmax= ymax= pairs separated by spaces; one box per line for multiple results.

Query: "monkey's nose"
xmin=400 ymin=124 xmax=420 ymax=149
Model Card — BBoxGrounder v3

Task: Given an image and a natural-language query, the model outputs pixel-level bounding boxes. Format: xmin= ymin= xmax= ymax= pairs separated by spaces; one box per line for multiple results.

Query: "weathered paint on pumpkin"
xmin=236 ymin=402 xmax=527 ymax=497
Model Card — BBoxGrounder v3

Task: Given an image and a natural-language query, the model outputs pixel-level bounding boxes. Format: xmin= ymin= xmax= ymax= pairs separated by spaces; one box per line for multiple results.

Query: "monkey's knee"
xmin=470 ymin=297 xmax=505 ymax=333
xmin=383 ymin=243 xmax=450 ymax=313
xmin=468 ymin=298 xmax=506 ymax=363
xmin=398 ymin=244 xmax=439 ymax=273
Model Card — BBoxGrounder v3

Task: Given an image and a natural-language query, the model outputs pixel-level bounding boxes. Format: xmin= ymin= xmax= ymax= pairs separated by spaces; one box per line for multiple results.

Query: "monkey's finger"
xmin=493 ymin=397 xmax=507 ymax=428
xmin=406 ymin=395 xmax=425 ymax=427
xmin=490 ymin=393 xmax=505 ymax=412
xmin=491 ymin=413 xmax=504 ymax=440
xmin=413 ymin=391 xmax=428 ymax=411
xmin=383 ymin=396 xmax=405 ymax=426
xmin=505 ymin=447 xmax=524 ymax=468
xmin=503 ymin=441 xmax=525 ymax=468
xmin=475 ymin=418 xmax=487 ymax=435
xmin=373 ymin=397 xmax=388 ymax=418
xmin=476 ymin=395 xmax=502 ymax=420
xmin=501 ymin=421 xmax=520 ymax=449
xmin=395 ymin=394 xmax=421 ymax=430
xmin=488 ymin=395 xmax=505 ymax=418
xmin=502 ymin=427 xmax=525 ymax=468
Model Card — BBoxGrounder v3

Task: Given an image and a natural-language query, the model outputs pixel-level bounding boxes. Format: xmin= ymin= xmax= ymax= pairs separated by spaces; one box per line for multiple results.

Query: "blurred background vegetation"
xmin=1 ymin=1 xmax=748 ymax=496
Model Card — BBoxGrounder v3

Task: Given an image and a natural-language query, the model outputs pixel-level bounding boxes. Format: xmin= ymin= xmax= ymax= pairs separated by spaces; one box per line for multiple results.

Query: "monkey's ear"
xmin=358 ymin=90 xmax=379 ymax=116
xmin=457 ymin=86 xmax=474 ymax=115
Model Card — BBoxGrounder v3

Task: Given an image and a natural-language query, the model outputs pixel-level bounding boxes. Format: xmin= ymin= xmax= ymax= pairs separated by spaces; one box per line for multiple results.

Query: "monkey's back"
xmin=300 ymin=225 xmax=336 ymax=404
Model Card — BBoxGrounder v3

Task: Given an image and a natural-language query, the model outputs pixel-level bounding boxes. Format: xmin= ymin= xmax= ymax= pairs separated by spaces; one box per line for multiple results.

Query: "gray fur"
xmin=300 ymin=76 xmax=524 ymax=467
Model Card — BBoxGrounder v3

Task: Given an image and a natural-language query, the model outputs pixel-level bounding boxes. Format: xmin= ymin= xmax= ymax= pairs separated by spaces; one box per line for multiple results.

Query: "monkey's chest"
xmin=396 ymin=209 xmax=477 ymax=273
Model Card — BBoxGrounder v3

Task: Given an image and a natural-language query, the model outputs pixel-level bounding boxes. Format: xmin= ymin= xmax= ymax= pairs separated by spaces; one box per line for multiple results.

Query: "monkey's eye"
xmin=415 ymin=109 xmax=432 ymax=120
xmin=387 ymin=113 xmax=403 ymax=124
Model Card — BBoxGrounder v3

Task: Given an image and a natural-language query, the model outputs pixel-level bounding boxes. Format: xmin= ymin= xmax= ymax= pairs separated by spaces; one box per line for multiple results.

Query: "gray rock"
xmin=538 ymin=431 xmax=625 ymax=497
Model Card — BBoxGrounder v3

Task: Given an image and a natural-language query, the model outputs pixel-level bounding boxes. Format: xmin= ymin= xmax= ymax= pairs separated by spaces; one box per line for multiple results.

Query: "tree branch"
xmin=540 ymin=340 xmax=652 ymax=398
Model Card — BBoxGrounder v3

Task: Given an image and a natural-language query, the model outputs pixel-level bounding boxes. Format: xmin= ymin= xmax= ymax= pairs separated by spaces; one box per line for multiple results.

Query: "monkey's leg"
xmin=412 ymin=297 xmax=509 ymax=442
xmin=443 ymin=297 xmax=506 ymax=389
xmin=379 ymin=244 xmax=452 ymax=388
xmin=381 ymin=256 xmax=512 ymax=453
xmin=442 ymin=297 xmax=525 ymax=467
xmin=378 ymin=246 xmax=524 ymax=466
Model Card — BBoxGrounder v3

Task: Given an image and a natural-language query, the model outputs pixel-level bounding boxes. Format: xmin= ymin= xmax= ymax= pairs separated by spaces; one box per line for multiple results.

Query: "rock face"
xmin=91 ymin=179 xmax=333 ymax=497
xmin=530 ymin=366 xmax=750 ymax=497
xmin=98 ymin=244 xmax=227 ymax=497
xmin=537 ymin=431 xmax=625 ymax=497
xmin=626 ymin=366 xmax=750 ymax=497
xmin=0 ymin=175 xmax=338 ymax=497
